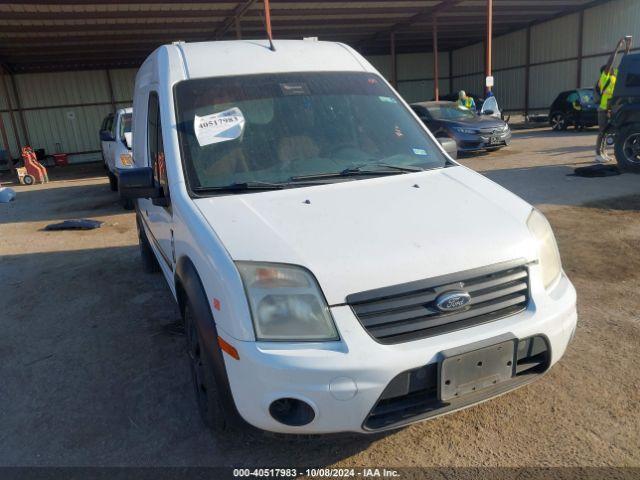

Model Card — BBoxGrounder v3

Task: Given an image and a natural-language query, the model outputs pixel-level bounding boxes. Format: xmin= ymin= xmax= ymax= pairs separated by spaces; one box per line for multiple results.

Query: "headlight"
xmin=453 ymin=126 xmax=477 ymax=134
xmin=527 ymin=209 xmax=562 ymax=289
xmin=236 ymin=262 xmax=339 ymax=341
xmin=119 ymin=153 xmax=133 ymax=167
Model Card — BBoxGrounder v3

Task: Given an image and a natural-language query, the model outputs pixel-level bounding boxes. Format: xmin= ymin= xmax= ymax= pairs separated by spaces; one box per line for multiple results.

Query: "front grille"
xmin=479 ymin=124 xmax=508 ymax=134
xmin=363 ymin=335 xmax=549 ymax=431
xmin=347 ymin=261 xmax=529 ymax=344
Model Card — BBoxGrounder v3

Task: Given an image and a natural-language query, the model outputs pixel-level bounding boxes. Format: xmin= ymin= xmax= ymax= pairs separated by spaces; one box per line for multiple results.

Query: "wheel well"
xmin=175 ymin=276 xmax=187 ymax=319
xmin=174 ymin=255 xmax=198 ymax=319
xmin=172 ymin=254 xmax=251 ymax=430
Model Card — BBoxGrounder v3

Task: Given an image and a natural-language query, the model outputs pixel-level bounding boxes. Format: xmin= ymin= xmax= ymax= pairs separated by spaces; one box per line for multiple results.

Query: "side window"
xmin=566 ymin=92 xmax=579 ymax=104
xmin=110 ymin=114 xmax=117 ymax=137
xmin=147 ymin=92 xmax=169 ymax=198
xmin=104 ymin=115 xmax=114 ymax=134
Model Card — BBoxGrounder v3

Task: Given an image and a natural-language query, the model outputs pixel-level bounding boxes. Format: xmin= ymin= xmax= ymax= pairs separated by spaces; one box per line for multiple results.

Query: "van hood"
xmin=193 ymin=166 xmax=536 ymax=305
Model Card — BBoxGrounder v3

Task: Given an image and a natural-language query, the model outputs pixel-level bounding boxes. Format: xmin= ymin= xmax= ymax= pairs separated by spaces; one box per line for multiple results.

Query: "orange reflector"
xmin=218 ymin=336 xmax=240 ymax=360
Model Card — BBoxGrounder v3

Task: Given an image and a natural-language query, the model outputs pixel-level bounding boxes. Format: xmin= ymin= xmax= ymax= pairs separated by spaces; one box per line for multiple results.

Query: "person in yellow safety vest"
xmin=594 ymin=37 xmax=630 ymax=163
xmin=457 ymin=90 xmax=476 ymax=111
xmin=594 ymin=66 xmax=617 ymax=162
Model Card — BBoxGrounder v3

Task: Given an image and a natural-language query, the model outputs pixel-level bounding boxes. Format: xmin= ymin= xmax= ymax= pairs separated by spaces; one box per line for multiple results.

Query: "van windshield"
xmin=173 ymin=72 xmax=447 ymax=192
xmin=119 ymin=113 xmax=132 ymax=139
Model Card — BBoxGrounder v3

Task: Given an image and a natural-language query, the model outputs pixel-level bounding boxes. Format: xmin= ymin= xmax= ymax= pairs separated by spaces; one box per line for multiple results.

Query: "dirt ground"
xmin=0 ymin=128 xmax=639 ymax=468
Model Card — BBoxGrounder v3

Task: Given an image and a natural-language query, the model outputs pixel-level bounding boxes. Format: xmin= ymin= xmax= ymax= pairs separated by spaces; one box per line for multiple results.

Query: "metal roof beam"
xmin=0 ymin=6 xmax=438 ymax=21
xmin=212 ymin=0 xmax=262 ymax=39
xmin=359 ymin=0 xmax=466 ymax=47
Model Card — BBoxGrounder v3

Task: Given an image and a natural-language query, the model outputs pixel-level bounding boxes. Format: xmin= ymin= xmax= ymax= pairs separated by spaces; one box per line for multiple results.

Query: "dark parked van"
xmin=549 ymin=88 xmax=598 ymax=131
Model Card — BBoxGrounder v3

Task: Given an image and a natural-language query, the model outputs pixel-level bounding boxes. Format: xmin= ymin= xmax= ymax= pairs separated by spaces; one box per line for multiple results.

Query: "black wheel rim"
xmin=187 ymin=317 xmax=209 ymax=416
xmin=551 ymin=115 xmax=564 ymax=130
xmin=622 ymin=133 xmax=640 ymax=164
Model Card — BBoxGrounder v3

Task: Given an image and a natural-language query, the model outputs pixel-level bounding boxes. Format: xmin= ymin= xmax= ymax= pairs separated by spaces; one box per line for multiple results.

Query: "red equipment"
xmin=52 ymin=153 xmax=69 ymax=167
xmin=21 ymin=146 xmax=49 ymax=184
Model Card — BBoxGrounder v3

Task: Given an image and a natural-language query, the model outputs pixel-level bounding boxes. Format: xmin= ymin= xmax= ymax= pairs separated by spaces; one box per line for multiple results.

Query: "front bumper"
xmin=221 ymin=272 xmax=576 ymax=434
xmin=454 ymin=129 xmax=512 ymax=152
xmin=114 ymin=166 xmax=134 ymax=177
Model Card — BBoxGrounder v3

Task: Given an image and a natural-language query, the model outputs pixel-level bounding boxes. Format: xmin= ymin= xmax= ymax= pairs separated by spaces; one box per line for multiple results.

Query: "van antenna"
xmin=263 ymin=0 xmax=276 ymax=51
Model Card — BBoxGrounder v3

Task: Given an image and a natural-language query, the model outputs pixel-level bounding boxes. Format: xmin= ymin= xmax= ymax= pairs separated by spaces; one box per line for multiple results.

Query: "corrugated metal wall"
xmin=1 ymin=0 xmax=639 ymax=162
xmin=529 ymin=61 xmax=579 ymax=108
xmin=366 ymin=51 xmax=450 ymax=102
xmin=0 ymin=68 xmax=136 ymax=162
xmin=453 ymin=42 xmax=484 ymax=76
xmin=452 ymin=74 xmax=484 ymax=99
xmin=530 ymin=14 xmax=579 ymax=64
xmin=493 ymin=30 xmax=527 ymax=70
xmin=583 ymin=0 xmax=640 ymax=56
xmin=447 ymin=0 xmax=640 ymax=112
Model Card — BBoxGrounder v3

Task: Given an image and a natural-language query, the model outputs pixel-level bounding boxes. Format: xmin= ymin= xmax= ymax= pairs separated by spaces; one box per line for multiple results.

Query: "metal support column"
xmin=0 ymin=68 xmax=23 ymax=153
xmin=0 ymin=109 xmax=15 ymax=175
xmin=524 ymin=25 xmax=531 ymax=117
xmin=449 ymin=50 xmax=453 ymax=94
xmin=105 ymin=69 xmax=117 ymax=113
xmin=577 ymin=10 xmax=584 ymax=87
xmin=485 ymin=0 xmax=493 ymax=95
xmin=432 ymin=16 xmax=439 ymax=101
xmin=9 ymin=74 xmax=30 ymax=146
xmin=235 ymin=16 xmax=243 ymax=39
xmin=390 ymin=32 xmax=397 ymax=88
xmin=263 ymin=0 xmax=275 ymax=50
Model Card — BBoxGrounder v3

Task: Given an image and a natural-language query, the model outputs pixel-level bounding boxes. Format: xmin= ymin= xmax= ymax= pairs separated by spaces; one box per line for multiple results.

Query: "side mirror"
xmin=123 ymin=132 xmax=133 ymax=149
xmin=119 ymin=167 xmax=160 ymax=199
xmin=438 ymin=137 xmax=458 ymax=160
xmin=100 ymin=130 xmax=114 ymax=142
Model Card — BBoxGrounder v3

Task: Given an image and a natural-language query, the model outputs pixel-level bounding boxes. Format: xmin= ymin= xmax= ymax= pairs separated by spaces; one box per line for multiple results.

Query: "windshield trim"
xmin=173 ymin=71 xmax=450 ymax=199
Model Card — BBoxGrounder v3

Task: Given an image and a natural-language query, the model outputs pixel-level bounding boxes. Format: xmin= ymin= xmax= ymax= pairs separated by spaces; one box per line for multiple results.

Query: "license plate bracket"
xmin=439 ymin=339 xmax=515 ymax=402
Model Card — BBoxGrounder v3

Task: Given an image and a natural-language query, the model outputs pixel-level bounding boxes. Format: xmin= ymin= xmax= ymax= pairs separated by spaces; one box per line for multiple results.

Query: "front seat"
xmin=200 ymin=144 xmax=249 ymax=179
xmin=277 ymin=135 xmax=320 ymax=164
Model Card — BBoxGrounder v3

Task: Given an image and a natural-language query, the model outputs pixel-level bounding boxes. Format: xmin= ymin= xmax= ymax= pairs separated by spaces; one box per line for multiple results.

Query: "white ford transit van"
xmin=121 ymin=40 xmax=577 ymax=434
xmin=99 ymin=107 xmax=135 ymax=208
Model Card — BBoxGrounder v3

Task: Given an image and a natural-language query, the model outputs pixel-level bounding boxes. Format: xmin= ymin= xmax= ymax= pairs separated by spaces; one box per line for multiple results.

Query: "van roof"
xmin=143 ymin=39 xmax=375 ymax=83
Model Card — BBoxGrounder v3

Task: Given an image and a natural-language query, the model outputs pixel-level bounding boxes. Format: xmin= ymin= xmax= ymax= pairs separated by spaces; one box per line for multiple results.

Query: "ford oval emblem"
xmin=435 ymin=290 xmax=471 ymax=312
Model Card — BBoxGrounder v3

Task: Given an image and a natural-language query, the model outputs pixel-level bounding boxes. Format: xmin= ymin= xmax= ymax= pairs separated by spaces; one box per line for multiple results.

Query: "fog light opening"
xmin=269 ymin=398 xmax=315 ymax=427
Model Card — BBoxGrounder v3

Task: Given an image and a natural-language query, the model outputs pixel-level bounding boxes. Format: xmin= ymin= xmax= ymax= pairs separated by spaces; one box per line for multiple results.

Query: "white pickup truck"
xmin=99 ymin=107 xmax=134 ymax=208
xmin=120 ymin=39 xmax=577 ymax=435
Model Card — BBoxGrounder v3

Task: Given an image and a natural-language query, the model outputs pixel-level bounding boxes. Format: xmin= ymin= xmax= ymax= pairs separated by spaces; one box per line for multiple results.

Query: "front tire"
xmin=185 ymin=305 xmax=229 ymax=432
xmin=121 ymin=198 xmax=134 ymax=210
xmin=550 ymin=113 xmax=567 ymax=131
xmin=614 ymin=123 xmax=640 ymax=173
xmin=108 ymin=171 xmax=118 ymax=191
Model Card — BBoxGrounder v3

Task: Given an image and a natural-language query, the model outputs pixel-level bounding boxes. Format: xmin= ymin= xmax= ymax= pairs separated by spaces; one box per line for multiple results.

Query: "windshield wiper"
xmin=193 ymin=181 xmax=286 ymax=193
xmin=368 ymin=163 xmax=424 ymax=172
xmin=290 ymin=163 xmax=423 ymax=182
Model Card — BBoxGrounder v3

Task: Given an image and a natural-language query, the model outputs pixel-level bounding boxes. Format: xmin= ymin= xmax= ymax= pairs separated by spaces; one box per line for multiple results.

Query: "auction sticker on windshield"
xmin=194 ymin=107 xmax=245 ymax=146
